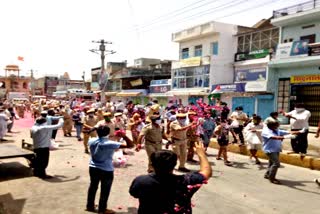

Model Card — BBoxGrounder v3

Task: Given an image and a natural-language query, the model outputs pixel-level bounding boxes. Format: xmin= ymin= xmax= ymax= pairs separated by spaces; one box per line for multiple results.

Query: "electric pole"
xmin=82 ymin=71 xmax=85 ymax=89
xmin=30 ymin=69 xmax=34 ymax=96
xmin=90 ymin=39 xmax=116 ymax=104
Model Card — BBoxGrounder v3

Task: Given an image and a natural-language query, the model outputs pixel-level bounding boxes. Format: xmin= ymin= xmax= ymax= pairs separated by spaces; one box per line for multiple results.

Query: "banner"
xmin=290 ymin=74 xmax=320 ymax=83
xmin=149 ymin=85 xmax=171 ymax=93
xmin=235 ymin=67 xmax=266 ymax=82
xmin=275 ymin=43 xmax=292 ymax=59
xmin=235 ymin=49 xmax=269 ymax=61
xmin=276 ymin=40 xmax=309 ymax=59
xmin=180 ymin=57 xmax=201 ymax=68
xmin=130 ymin=78 xmax=143 ymax=87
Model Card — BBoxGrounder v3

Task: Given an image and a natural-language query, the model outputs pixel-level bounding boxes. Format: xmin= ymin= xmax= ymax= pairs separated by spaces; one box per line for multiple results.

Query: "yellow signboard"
xmin=290 ymin=74 xmax=320 ymax=83
xmin=130 ymin=78 xmax=143 ymax=86
xmin=180 ymin=57 xmax=201 ymax=68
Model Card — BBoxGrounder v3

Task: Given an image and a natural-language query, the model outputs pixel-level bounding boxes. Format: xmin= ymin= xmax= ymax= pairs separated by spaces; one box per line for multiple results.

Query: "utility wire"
xmin=137 ymin=0 xmax=249 ymax=32
xmin=133 ymin=0 xmax=221 ymax=30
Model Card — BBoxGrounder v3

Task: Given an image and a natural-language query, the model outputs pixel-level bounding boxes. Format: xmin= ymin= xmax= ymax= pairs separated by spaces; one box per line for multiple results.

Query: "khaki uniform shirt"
xmin=170 ymin=121 xmax=187 ymax=140
xmin=140 ymin=123 xmax=163 ymax=143
xmin=96 ymin=120 xmax=116 ymax=140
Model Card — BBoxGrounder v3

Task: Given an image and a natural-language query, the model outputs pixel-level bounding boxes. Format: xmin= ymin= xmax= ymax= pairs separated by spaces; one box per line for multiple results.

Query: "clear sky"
xmin=0 ymin=0 xmax=307 ymax=80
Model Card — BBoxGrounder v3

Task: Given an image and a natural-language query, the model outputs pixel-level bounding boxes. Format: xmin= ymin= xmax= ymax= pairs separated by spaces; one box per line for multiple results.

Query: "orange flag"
xmin=17 ymin=56 xmax=24 ymax=61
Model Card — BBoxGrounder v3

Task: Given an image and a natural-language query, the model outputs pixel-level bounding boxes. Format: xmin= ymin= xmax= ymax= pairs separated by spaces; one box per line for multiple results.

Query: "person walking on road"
xmin=136 ymin=115 xmax=170 ymax=173
xmin=86 ymin=125 xmax=133 ymax=214
xmin=230 ymin=106 xmax=248 ymax=146
xmin=244 ymin=115 xmax=264 ymax=164
xmin=129 ymin=142 xmax=212 ymax=214
xmin=262 ymin=120 xmax=299 ymax=184
xmin=30 ymin=116 xmax=64 ymax=179
xmin=170 ymin=113 xmax=196 ymax=172
xmin=282 ymin=103 xmax=311 ymax=155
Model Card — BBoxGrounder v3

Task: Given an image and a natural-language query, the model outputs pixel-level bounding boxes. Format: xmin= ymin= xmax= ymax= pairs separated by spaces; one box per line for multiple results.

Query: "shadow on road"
xmin=116 ymin=207 xmax=138 ymax=214
xmin=0 ymin=162 xmax=32 ymax=182
xmin=231 ymin=161 xmax=249 ymax=169
xmin=0 ymin=193 xmax=26 ymax=214
xmin=43 ymin=175 xmax=81 ymax=183
xmin=281 ymin=179 xmax=320 ymax=195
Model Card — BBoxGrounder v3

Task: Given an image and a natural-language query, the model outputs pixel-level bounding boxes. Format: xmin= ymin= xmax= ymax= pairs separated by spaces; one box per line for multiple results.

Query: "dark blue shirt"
xmin=130 ymin=172 xmax=206 ymax=214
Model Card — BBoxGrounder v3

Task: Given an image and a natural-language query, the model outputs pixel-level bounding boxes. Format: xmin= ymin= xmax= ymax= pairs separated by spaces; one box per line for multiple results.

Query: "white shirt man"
xmin=283 ymin=103 xmax=311 ymax=155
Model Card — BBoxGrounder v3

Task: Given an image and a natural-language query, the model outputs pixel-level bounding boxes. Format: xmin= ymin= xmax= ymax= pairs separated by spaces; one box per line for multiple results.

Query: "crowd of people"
xmin=0 ymin=97 xmax=319 ymax=213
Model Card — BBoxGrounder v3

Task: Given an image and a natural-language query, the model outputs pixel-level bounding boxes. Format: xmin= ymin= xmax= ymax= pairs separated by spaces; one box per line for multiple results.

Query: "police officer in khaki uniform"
xmin=170 ymin=113 xmax=196 ymax=172
xmin=113 ymin=112 xmax=126 ymax=130
xmin=82 ymin=108 xmax=99 ymax=153
xmin=187 ymin=111 xmax=200 ymax=162
xmin=61 ymin=105 xmax=73 ymax=137
xmin=136 ymin=115 xmax=169 ymax=173
xmin=95 ymin=112 xmax=117 ymax=141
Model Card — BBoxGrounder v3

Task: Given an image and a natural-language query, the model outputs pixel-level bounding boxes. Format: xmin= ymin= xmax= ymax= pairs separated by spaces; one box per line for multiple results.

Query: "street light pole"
xmin=90 ymin=39 xmax=115 ymax=105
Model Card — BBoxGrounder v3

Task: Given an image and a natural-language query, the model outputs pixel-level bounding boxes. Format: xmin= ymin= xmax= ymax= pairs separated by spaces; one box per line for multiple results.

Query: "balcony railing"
xmin=273 ymin=0 xmax=320 ymax=18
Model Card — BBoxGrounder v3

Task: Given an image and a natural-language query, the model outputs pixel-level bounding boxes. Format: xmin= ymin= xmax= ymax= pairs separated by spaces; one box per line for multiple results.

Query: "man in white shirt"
xmin=282 ymin=103 xmax=311 ymax=155
xmin=230 ymin=106 xmax=248 ymax=145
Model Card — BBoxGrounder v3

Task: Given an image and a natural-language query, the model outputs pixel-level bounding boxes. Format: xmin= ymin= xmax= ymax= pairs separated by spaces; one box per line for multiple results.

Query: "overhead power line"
xmin=134 ymin=0 xmax=221 ymax=30
xmin=137 ymin=0 xmax=250 ymax=32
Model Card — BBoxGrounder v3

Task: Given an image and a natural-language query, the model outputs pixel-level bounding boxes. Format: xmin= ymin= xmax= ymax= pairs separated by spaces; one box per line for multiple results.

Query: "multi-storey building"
xmin=170 ymin=21 xmax=251 ymax=105
xmin=225 ymin=18 xmax=279 ymax=118
xmin=0 ymin=65 xmax=31 ymax=99
xmin=269 ymin=0 xmax=320 ymax=125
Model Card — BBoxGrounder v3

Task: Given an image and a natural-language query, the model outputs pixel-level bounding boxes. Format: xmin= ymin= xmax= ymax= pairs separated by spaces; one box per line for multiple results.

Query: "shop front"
xmin=268 ymin=44 xmax=320 ymax=126
xmin=116 ymin=89 xmax=149 ymax=105
xmin=149 ymin=79 xmax=172 ymax=106
xmin=170 ymin=57 xmax=210 ymax=106
xmin=232 ymin=59 xmax=274 ymax=119
xmin=289 ymin=74 xmax=320 ymax=126
xmin=211 ymin=82 xmax=274 ymax=119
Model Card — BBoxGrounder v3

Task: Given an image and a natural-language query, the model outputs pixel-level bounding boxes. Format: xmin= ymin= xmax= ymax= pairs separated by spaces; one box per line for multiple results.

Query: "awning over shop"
xmin=149 ymin=93 xmax=173 ymax=97
xmin=104 ymin=92 xmax=118 ymax=96
xmin=116 ymin=92 xmax=142 ymax=97
xmin=168 ymin=89 xmax=209 ymax=96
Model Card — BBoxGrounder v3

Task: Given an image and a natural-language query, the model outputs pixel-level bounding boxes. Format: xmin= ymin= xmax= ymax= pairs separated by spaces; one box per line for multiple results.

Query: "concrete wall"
xmin=282 ymin=20 xmax=320 ymax=42
xmin=179 ymin=34 xmax=219 ymax=58
xmin=210 ymin=24 xmax=238 ymax=85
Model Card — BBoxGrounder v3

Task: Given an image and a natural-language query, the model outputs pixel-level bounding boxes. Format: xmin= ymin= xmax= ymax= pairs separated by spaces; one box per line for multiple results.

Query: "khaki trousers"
xmin=172 ymin=139 xmax=187 ymax=168
xmin=83 ymin=132 xmax=97 ymax=151
xmin=145 ymin=142 xmax=162 ymax=172
xmin=63 ymin=119 xmax=73 ymax=135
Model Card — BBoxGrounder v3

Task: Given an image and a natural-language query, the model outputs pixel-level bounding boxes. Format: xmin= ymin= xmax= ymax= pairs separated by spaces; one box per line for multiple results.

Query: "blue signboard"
xmin=290 ymin=40 xmax=309 ymax=56
xmin=235 ymin=67 xmax=266 ymax=82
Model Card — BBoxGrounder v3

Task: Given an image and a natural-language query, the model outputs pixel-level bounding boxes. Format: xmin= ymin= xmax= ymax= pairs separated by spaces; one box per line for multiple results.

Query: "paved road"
xmin=1 ymin=114 xmax=320 ymax=214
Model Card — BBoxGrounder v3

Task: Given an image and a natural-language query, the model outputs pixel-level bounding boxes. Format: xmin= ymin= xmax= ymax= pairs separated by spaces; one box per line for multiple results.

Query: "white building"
xmin=170 ymin=21 xmax=250 ymax=105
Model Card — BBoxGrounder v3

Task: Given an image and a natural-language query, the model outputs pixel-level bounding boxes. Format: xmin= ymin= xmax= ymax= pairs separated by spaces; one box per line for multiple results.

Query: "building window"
xmin=194 ymin=45 xmax=202 ymax=56
xmin=194 ymin=45 xmax=202 ymax=57
xmin=212 ymin=42 xmax=219 ymax=55
xmin=300 ymin=34 xmax=316 ymax=43
xmin=277 ymin=79 xmax=290 ymax=113
xmin=172 ymin=65 xmax=210 ymax=89
xmin=181 ymin=48 xmax=189 ymax=59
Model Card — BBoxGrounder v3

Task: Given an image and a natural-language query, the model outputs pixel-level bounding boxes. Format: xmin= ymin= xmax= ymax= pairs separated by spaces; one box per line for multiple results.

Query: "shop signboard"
xmin=275 ymin=42 xmax=292 ymax=59
xmin=245 ymin=81 xmax=267 ymax=92
xmin=235 ymin=67 xmax=266 ymax=82
xmin=180 ymin=57 xmax=201 ymax=68
xmin=149 ymin=85 xmax=171 ymax=93
xmin=276 ymin=40 xmax=309 ymax=59
xmin=235 ymin=49 xmax=270 ymax=61
xmin=211 ymin=83 xmax=245 ymax=93
xmin=290 ymin=41 xmax=309 ymax=56
xmin=130 ymin=78 xmax=143 ymax=87
xmin=290 ymin=74 xmax=320 ymax=84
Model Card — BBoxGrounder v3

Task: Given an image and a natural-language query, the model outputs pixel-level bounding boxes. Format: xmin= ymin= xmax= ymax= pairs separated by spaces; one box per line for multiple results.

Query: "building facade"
xmin=269 ymin=1 xmax=320 ymax=126
xmin=228 ymin=18 xmax=279 ymax=119
xmin=0 ymin=65 xmax=31 ymax=99
xmin=170 ymin=21 xmax=250 ymax=105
